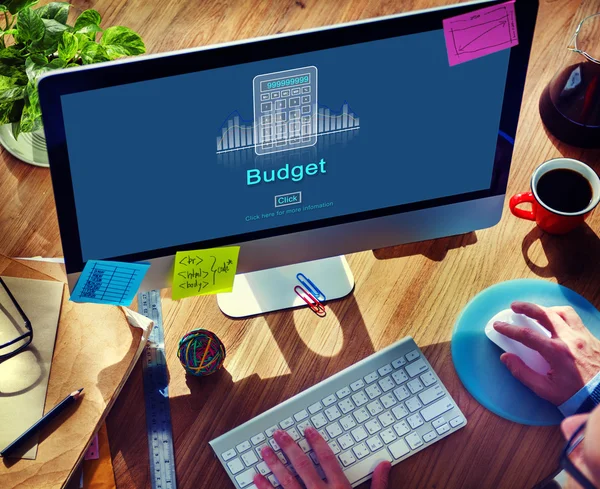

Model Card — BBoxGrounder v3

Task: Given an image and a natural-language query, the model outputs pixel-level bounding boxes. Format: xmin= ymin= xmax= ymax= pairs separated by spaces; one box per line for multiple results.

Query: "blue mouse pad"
xmin=451 ymin=279 xmax=600 ymax=426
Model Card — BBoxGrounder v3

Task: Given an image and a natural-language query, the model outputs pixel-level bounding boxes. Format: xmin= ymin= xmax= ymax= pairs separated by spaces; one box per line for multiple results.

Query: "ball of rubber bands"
xmin=177 ymin=329 xmax=226 ymax=376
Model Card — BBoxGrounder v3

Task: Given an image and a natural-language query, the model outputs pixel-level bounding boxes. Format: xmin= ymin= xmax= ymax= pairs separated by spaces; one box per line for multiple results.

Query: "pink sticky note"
xmin=443 ymin=0 xmax=518 ymax=66
xmin=84 ymin=434 xmax=99 ymax=460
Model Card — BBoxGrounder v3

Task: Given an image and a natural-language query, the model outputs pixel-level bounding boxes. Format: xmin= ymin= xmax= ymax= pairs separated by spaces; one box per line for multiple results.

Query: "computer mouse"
xmin=485 ymin=309 xmax=552 ymax=375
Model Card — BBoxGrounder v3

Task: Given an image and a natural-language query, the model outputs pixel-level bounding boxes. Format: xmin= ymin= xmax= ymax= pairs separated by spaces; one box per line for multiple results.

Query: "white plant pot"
xmin=0 ymin=124 xmax=49 ymax=167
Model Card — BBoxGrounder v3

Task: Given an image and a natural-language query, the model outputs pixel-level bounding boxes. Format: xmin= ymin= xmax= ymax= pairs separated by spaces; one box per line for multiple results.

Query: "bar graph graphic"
xmin=317 ymin=103 xmax=359 ymax=135
xmin=216 ymin=112 xmax=256 ymax=153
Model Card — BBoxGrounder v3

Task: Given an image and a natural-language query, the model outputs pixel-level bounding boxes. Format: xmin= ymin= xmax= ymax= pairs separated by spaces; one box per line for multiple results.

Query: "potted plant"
xmin=0 ymin=1 xmax=145 ymax=166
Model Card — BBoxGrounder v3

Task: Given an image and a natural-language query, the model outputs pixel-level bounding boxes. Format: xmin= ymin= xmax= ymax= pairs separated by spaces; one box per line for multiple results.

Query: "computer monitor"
xmin=39 ymin=0 xmax=538 ymax=316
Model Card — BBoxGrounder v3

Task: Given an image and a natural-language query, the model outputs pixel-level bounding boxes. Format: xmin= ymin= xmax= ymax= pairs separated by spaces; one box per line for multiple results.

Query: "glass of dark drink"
xmin=539 ymin=14 xmax=600 ymax=148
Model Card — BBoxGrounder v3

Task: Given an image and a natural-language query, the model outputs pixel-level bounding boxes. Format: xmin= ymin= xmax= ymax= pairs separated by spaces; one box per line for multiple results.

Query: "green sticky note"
xmin=172 ymin=247 xmax=240 ymax=300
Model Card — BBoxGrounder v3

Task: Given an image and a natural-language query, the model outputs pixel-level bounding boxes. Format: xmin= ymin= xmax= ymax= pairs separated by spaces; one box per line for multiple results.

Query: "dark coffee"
xmin=537 ymin=169 xmax=593 ymax=213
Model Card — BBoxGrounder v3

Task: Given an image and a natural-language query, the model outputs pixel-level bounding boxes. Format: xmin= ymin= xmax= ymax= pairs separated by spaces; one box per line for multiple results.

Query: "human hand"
xmin=253 ymin=427 xmax=391 ymax=489
xmin=561 ymin=404 xmax=600 ymax=489
xmin=493 ymin=301 xmax=600 ymax=405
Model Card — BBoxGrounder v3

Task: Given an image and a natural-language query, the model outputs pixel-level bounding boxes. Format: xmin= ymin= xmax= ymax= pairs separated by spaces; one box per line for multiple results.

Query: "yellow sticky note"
xmin=172 ymin=247 xmax=240 ymax=300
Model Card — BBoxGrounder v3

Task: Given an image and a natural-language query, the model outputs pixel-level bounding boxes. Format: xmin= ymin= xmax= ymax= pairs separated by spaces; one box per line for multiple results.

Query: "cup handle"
xmin=509 ymin=192 xmax=536 ymax=221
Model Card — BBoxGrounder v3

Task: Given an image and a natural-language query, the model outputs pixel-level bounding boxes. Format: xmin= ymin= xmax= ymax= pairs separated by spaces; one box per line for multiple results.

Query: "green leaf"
xmin=74 ymin=23 xmax=102 ymax=42
xmin=58 ymin=30 xmax=76 ymax=62
xmin=33 ymin=18 xmax=69 ymax=53
xmin=25 ymin=54 xmax=48 ymax=82
xmin=73 ymin=9 xmax=101 ymax=31
xmin=0 ymin=46 xmax=26 ymax=65
xmin=12 ymin=120 xmax=21 ymax=139
xmin=100 ymin=26 xmax=145 ymax=58
xmin=0 ymin=74 xmax=17 ymax=89
xmin=0 ymin=102 xmax=14 ymax=124
xmin=16 ymin=7 xmax=45 ymax=43
xmin=0 ymin=85 xmax=25 ymax=102
xmin=18 ymin=96 xmax=42 ymax=134
xmin=4 ymin=0 xmax=39 ymax=15
xmin=35 ymin=2 xmax=70 ymax=24
xmin=80 ymin=42 xmax=108 ymax=64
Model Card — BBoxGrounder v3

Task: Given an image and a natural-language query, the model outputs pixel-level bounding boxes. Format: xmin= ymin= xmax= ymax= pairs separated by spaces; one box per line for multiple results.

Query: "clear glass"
xmin=539 ymin=14 xmax=600 ymax=148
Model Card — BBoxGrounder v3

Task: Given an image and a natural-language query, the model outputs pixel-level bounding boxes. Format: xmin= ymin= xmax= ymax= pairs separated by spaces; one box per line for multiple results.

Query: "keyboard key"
xmin=256 ymin=461 xmax=272 ymax=475
xmin=392 ymin=356 xmax=406 ymax=369
xmin=261 ymin=102 xmax=272 ymax=112
xmin=420 ymin=371 xmax=436 ymax=386
xmin=236 ymin=441 xmax=251 ymax=453
xmin=393 ymin=420 xmax=410 ymax=437
xmin=366 ymin=435 xmax=384 ymax=451
xmin=251 ymin=433 xmax=266 ymax=445
xmin=298 ymin=439 xmax=311 ymax=453
xmin=336 ymin=386 xmax=351 ymax=399
xmin=222 ymin=449 xmax=236 ymax=461
xmin=325 ymin=406 xmax=342 ymax=421
xmin=351 ymin=426 xmax=368 ymax=442
xmin=242 ymin=450 xmax=258 ymax=466
xmin=350 ymin=379 xmax=365 ymax=391
xmin=365 ymin=419 xmax=382 ymax=434
xmin=378 ymin=376 xmax=395 ymax=392
xmin=340 ymin=415 xmax=357 ymax=431
xmin=291 ymin=88 xmax=301 ymax=95
xmin=380 ymin=428 xmax=397 ymax=444
xmin=366 ymin=384 xmax=382 ymax=399
xmin=393 ymin=386 xmax=410 ymax=401
xmin=297 ymin=420 xmax=312 ymax=435
xmin=338 ymin=398 xmax=355 ymax=414
xmin=286 ymin=427 xmax=300 ymax=441
xmin=405 ymin=358 xmax=427 ymax=378
xmin=301 ymin=95 xmax=311 ymax=104
xmin=338 ymin=433 xmax=355 ymax=450
xmin=353 ymin=442 xmax=370 ymax=459
xmin=436 ymin=423 xmax=451 ymax=435
xmin=450 ymin=416 xmax=465 ymax=428
xmin=302 ymin=86 xmax=311 ymax=93
xmin=318 ymin=429 xmax=329 ymax=441
xmin=366 ymin=400 xmax=384 ymax=416
xmin=271 ymin=91 xmax=280 ymax=99
xmin=406 ymin=350 xmax=420 ymax=362
xmin=268 ymin=474 xmax=281 ymax=487
xmin=378 ymin=364 xmax=393 ymax=376
xmin=421 ymin=397 xmax=454 ymax=421
xmin=419 ymin=384 xmax=444 ymax=405
xmin=344 ymin=450 xmax=394 ymax=484
xmin=352 ymin=391 xmax=369 ymax=407
xmin=378 ymin=411 xmax=395 ymax=427
xmin=407 ymin=413 xmax=424 ymax=429
xmin=405 ymin=432 xmax=424 ymax=450
xmin=280 ymin=417 xmax=294 ymax=429
xmin=312 ymin=413 xmax=328 ymax=429
xmin=339 ymin=450 xmax=357 ymax=467
xmin=423 ymin=431 xmax=437 ymax=442
xmin=256 ymin=443 xmax=268 ymax=460
xmin=322 ymin=394 xmax=337 ymax=407
xmin=432 ymin=417 xmax=447 ymax=428
xmin=281 ymin=90 xmax=290 ymax=97
xmin=261 ymin=94 xmax=270 ymax=101
xmin=326 ymin=421 xmax=343 ymax=438
xmin=364 ymin=371 xmax=379 ymax=384
xmin=276 ymin=452 xmax=287 ymax=464
xmin=308 ymin=402 xmax=322 ymax=414
xmin=407 ymin=379 xmax=424 ymax=394
xmin=392 ymin=404 xmax=408 ymax=419
xmin=275 ymin=100 xmax=286 ymax=110
xmin=353 ymin=407 xmax=370 ymax=424
xmin=388 ymin=439 xmax=410 ymax=459
xmin=380 ymin=393 xmax=397 ymax=409
xmin=294 ymin=410 xmax=309 ymax=422
xmin=392 ymin=369 xmax=408 ymax=385
xmin=227 ymin=457 xmax=245 ymax=474
xmin=405 ymin=397 xmax=422 ymax=412
xmin=235 ymin=468 xmax=257 ymax=488
xmin=269 ymin=438 xmax=281 ymax=451
xmin=328 ymin=440 xmax=341 ymax=454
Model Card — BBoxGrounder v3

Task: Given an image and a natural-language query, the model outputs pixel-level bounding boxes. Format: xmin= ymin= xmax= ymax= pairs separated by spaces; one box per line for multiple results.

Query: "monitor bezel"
xmin=39 ymin=0 xmax=539 ymax=273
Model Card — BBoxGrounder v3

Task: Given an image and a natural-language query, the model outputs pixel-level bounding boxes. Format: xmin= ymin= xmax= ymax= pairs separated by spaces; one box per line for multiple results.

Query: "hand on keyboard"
xmin=494 ymin=302 xmax=600 ymax=405
xmin=253 ymin=427 xmax=391 ymax=489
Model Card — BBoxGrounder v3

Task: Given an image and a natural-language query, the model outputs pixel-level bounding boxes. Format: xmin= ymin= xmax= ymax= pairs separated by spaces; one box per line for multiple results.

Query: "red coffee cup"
xmin=509 ymin=158 xmax=600 ymax=234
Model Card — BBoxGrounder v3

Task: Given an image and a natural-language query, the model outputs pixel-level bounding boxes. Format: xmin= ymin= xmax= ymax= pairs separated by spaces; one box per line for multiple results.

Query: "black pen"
xmin=1 ymin=388 xmax=84 ymax=458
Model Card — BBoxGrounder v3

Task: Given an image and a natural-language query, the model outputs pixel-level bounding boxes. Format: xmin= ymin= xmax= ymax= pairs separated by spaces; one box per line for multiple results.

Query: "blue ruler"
xmin=138 ymin=290 xmax=177 ymax=489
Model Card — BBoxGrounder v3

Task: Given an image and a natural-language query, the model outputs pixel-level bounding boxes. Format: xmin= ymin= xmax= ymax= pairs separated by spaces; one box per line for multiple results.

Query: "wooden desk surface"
xmin=1 ymin=0 xmax=600 ymax=488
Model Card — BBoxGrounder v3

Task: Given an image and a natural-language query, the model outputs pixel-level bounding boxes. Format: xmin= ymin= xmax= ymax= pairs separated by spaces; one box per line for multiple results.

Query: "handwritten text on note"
xmin=172 ymin=247 xmax=240 ymax=300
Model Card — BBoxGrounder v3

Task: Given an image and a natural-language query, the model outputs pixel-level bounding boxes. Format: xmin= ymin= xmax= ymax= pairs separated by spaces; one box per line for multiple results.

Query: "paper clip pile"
xmin=294 ymin=273 xmax=326 ymax=317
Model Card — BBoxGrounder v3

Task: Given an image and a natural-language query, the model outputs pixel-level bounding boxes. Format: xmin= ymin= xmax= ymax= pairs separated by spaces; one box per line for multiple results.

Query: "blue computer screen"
xmin=61 ymin=29 xmax=510 ymax=261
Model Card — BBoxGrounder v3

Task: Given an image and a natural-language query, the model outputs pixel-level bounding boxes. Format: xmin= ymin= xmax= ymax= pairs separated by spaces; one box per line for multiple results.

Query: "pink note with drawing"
xmin=443 ymin=0 xmax=518 ymax=66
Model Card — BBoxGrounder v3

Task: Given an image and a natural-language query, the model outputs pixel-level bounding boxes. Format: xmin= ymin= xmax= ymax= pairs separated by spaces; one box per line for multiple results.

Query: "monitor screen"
xmin=61 ymin=28 xmax=511 ymax=263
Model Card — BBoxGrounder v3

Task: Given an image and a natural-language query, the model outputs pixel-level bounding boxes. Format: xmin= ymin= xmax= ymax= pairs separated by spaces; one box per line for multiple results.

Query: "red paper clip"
xmin=294 ymin=285 xmax=326 ymax=317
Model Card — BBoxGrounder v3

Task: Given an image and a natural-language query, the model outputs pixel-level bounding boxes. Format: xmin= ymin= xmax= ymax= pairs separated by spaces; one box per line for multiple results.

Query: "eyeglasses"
xmin=560 ymin=421 xmax=596 ymax=489
xmin=0 ymin=277 xmax=33 ymax=362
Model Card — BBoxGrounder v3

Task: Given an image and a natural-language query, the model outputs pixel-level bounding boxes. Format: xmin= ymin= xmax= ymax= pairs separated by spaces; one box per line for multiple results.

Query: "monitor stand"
xmin=217 ymin=256 xmax=355 ymax=318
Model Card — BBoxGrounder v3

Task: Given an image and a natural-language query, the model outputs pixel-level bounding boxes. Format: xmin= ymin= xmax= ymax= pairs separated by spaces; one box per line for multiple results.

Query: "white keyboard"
xmin=210 ymin=337 xmax=466 ymax=488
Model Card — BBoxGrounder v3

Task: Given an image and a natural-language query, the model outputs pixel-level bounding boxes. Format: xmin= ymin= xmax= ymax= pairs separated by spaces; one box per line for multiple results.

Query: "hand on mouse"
xmin=493 ymin=301 xmax=600 ymax=405
xmin=253 ymin=427 xmax=391 ymax=489
xmin=561 ymin=404 xmax=600 ymax=488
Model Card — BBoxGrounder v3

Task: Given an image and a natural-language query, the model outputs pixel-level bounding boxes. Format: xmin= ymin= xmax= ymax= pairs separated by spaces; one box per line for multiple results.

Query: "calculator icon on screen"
xmin=253 ymin=66 xmax=318 ymax=155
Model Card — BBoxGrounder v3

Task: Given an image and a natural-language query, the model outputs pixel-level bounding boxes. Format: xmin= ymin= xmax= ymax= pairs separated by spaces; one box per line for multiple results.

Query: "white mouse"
xmin=485 ymin=309 xmax=552 ymax=375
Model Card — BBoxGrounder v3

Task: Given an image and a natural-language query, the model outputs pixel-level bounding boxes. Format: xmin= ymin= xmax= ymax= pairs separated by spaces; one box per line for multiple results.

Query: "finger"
xmin=304 ymin=427 xmax=347 ymax=485
xmin=510 ymin=302 xmax=563 ymax=336
xmin=253 ymin=473 xmax=274 ymax=489
xmin=549 ymin=306 xmax=585 ymax=331
xmin=261 ymin=446 xmax=302 ymax=489
xmin=494 ymin=322 xmax=554 ymax=359
xmin=273 ymin=430 xmax=322 ymax=488
xmin=371 ymin=461 xmax=392 ymax=489
xmin=500 ymin=353 xmax=556 ymax=402
xmin=561 ymin=414 xmax=589 ymax=440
